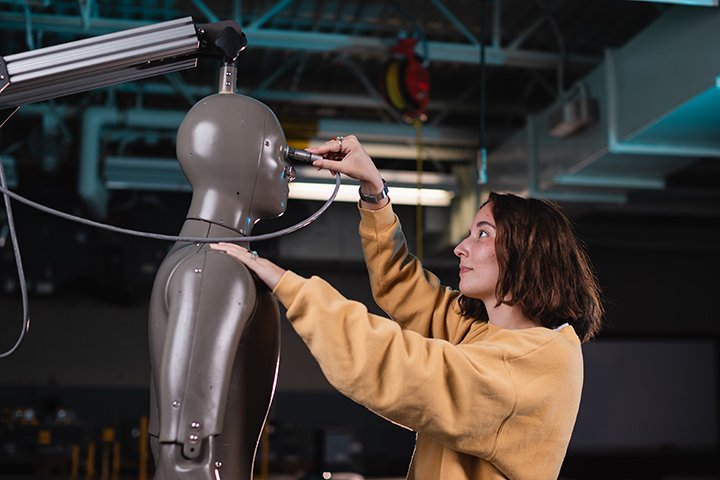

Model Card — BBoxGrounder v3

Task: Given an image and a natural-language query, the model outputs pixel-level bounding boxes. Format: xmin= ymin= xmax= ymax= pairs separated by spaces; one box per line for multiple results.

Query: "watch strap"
xmin=359 ymin=179 xmax=389 ymax=204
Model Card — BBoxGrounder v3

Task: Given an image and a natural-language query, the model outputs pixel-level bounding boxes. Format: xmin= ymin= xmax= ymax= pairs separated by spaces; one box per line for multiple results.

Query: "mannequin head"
xmin=176 ymin=93 xmax=291 ymax=234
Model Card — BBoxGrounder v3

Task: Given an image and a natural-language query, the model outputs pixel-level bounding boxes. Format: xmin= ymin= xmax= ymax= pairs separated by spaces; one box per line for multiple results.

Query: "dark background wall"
xmin=0 ymin=202 xmax=718 ymax=478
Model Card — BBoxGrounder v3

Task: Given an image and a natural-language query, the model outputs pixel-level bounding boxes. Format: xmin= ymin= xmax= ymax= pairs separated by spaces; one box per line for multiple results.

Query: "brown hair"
xmin=458 ymin=192 xmax=603 ymax=342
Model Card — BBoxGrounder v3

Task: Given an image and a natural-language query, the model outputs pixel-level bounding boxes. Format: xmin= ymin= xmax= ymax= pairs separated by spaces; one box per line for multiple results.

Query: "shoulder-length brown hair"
xmin=458 ymin=192 xmax=603 ymax=343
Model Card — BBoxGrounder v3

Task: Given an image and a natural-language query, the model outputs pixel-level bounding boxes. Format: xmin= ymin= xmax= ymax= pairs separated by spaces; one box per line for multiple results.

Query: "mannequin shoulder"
xmin=166 ymin=246 xmax=256 ymax=291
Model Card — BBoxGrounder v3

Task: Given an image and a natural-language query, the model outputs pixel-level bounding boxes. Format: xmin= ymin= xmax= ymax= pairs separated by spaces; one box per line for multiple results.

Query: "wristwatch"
xmin=359 ymin=179 xmax=389 ymax=204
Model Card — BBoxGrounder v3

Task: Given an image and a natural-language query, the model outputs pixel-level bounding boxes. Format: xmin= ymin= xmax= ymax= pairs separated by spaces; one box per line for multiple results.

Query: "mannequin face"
xmin=251 ymin=115 xmax=291 ymax=219
xmin=176 ymin=94 xmax=292 ymax=230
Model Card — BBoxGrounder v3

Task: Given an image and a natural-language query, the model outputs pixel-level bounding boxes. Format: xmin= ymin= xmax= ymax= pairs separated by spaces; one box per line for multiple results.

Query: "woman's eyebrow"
xmin=476 ymin=220 xmax=496 ymax=230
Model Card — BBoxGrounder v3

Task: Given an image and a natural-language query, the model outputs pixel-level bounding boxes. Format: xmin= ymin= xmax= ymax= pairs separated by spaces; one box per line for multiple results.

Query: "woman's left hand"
xmin=210 ymin=243 xmax=285 ymax=290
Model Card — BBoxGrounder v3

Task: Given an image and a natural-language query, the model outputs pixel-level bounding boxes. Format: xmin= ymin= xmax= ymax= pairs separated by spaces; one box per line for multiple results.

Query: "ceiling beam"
xmin=0 ymin=12 xmax=600 ymax=69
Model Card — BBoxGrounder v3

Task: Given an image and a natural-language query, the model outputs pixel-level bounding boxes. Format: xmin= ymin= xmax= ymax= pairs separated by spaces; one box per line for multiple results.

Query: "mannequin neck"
xmin=185 ymin=190 xmax=257 ymax=236
xmin=180 ymin=217 xmax=250 ymax=237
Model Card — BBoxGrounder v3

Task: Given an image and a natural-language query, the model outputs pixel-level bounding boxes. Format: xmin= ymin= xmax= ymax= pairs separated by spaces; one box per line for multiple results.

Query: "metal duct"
xmin=486 ymin=6 xmax=720 ymax=203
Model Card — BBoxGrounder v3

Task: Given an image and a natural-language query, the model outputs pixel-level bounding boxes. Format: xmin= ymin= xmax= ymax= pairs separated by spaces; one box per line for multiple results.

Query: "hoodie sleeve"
xmin=273 ymin=270 xmax=516 ymax=459
xmin=358 ymin=202 xmax=475 ymax=343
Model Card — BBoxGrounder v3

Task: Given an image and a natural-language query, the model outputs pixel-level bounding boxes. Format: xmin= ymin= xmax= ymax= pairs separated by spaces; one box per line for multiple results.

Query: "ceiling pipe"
xmin=79 ymin=107 xmax=120 ymax=217
xmin=246 ymin=0 xmax=293 ymax=29
xmin=525 ymin=115 xmax=627 ymax=204
xmin=13 ymin=103 xmax=480 ymax=217
xmin=79 ymin=107 xmax=186 ymax=217
xmin=107 ymin=82 xmax=484 ymax=114
xmin=485 ymin=7 xmax=720 ymax=207
xmin=103 ymin=157 xmax=458 ymax=207
xmin=189 ymin=0 xmax=220 ymax=23
xmin=0 ymin=12 xmax=599 ymax=69
xmin=76 ymin=104 xmax=485 ymax=216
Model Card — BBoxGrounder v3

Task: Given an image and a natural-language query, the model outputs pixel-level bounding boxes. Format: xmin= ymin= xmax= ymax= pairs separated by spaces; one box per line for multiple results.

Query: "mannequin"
xmin=147 ymin=64 xmax=291 ymax=480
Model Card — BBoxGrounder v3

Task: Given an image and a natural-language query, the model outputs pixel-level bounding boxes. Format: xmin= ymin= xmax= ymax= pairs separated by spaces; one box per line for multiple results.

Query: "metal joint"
xmin=0 ymin=56 xmax=9 ymax=96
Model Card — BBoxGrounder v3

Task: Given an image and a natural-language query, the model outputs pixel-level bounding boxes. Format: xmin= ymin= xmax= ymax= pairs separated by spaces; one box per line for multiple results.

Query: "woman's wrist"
xmin=359 ymin=178 xmax=389 ymax=209
xmin=359 ymin=176 xmax=384 ymax=196
xmin=360 ymin=196 xmax=389 ymax=210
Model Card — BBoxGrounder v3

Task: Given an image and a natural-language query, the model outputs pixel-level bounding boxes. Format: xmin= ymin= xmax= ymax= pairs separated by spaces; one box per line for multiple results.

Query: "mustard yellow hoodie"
xmin=273 ymin=203 xmax=583 ymax=479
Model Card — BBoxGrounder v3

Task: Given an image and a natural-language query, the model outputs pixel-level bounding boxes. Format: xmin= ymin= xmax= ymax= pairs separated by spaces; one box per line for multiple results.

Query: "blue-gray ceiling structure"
xmin=1 ymin=0 xmax=718 ymax=259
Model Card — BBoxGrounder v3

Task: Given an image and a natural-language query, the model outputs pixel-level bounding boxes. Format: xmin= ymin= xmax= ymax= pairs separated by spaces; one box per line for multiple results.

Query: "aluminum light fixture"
xmin=103 ymin=157 xmax=456 ymax=207
xmin=288 ymin=183 xmax=454 ymax=206
xmin=0 ymin=17 xmax=200 ymax=109
xmin=289 ymin=166 xmax=456 ymax=207
xmin=0 ymin=17 xmax=249 ymax=109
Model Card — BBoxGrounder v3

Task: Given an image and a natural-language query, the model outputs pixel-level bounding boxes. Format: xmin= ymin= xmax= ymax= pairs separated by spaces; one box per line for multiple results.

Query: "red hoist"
xmin=381 ymin=37 xmax=430 ymax=123
xmin=381 ymin=36 xmax=431 ymax=260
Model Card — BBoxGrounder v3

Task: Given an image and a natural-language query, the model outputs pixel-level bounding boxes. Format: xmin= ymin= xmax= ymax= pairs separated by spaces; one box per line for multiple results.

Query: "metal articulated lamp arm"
xmin=0 ymin=17 xmax=247 ymax=109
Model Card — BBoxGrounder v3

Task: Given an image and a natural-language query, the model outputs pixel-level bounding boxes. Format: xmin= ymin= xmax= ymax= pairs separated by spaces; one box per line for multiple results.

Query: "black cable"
xmin=0 ymin=161 xmax=341 ymax=357
xmin=479 ymin=0 xmax=487 ymax=152
xmin=0 ymin=159 xmax=29 ymax=359
xmin=0 ymin=172 xmax=340 ymax=243
xmin=477 ymin=0 xmax=489 ymax=186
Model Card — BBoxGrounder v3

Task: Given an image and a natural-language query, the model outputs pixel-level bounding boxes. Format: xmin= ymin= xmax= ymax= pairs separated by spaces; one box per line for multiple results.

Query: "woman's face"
xmin=453 ymin=203 xmax=500 ymax=302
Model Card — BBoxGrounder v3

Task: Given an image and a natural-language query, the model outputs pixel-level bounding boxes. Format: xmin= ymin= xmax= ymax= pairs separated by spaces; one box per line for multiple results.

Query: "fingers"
xmin=210 ymin=242 xmax=256 ymax=267
xmin=209 ymin=243 xmax=285 ymax=290
xmin=306 ymin=135 xmax=357 ymax=155
xmin=305 ymin=142 xmax=336 ymax=155
xmin=303 ymin=134 xmax=381 ymax=183
xmin=312 ymin=158 xmax=346 ymax=174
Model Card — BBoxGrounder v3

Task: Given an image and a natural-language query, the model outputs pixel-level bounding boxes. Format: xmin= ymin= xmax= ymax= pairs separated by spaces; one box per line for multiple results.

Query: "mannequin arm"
xmin=153 ymin=248 xmax=257 ymax=459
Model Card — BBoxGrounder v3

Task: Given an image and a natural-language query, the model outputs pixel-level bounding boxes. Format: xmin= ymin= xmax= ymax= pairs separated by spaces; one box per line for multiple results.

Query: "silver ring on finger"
xmin=250 ymin=250 xmax=258 ymax=261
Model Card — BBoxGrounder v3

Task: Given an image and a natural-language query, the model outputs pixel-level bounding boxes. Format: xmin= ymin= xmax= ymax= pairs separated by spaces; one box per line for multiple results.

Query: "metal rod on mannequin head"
xmin=195 ymin=19 xmax=246 ymax=95
xmin=218 ymin=62 xmax=237 ymax=94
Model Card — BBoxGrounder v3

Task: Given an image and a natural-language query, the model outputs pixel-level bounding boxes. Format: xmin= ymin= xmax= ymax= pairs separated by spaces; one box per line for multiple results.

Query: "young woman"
xmin=211 ymin=135 xmax=603 ymax=479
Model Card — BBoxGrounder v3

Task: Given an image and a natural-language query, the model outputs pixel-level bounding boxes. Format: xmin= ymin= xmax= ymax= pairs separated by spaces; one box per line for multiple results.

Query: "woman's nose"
xmin=453 ymin=239 xmax=467 ymax=258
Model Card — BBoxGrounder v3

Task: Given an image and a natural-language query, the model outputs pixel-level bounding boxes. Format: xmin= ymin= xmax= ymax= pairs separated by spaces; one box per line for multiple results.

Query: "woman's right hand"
xmin=306 ymin=135 xmax=385 ymax=198
xmin=210 ymin=243 xmax=286 ymax=290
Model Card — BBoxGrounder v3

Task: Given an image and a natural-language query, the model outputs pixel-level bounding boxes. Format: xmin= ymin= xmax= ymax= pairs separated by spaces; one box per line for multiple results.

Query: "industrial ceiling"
xmin=1 ymin=0 xmax=719 ymax=279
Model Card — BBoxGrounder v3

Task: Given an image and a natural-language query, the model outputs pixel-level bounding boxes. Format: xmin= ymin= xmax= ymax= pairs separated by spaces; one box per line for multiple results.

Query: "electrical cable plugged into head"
xmin=0 ymin=160 xmax=341 ymax=357
xmin=285 ymin=147 xmax=323 ymax=164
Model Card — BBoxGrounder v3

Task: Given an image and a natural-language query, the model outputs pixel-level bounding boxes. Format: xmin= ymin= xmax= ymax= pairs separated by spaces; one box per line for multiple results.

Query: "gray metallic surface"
xmin=176 ymin=93 xmax=289 ymax=235
xmin=218 ymin=65 xmax=238 ymax=94
xmin=148 ymin=91 xmax=289 ymax=479
xmin=0 ymin=17 xmax=199 ymax=108
xmin=0 ymin=58 xmax=199 ymax=108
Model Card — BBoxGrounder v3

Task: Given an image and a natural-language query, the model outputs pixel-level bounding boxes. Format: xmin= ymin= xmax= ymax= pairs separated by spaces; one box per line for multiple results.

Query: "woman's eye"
xmin=478 ymin=230 xmax=488 ymax=238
